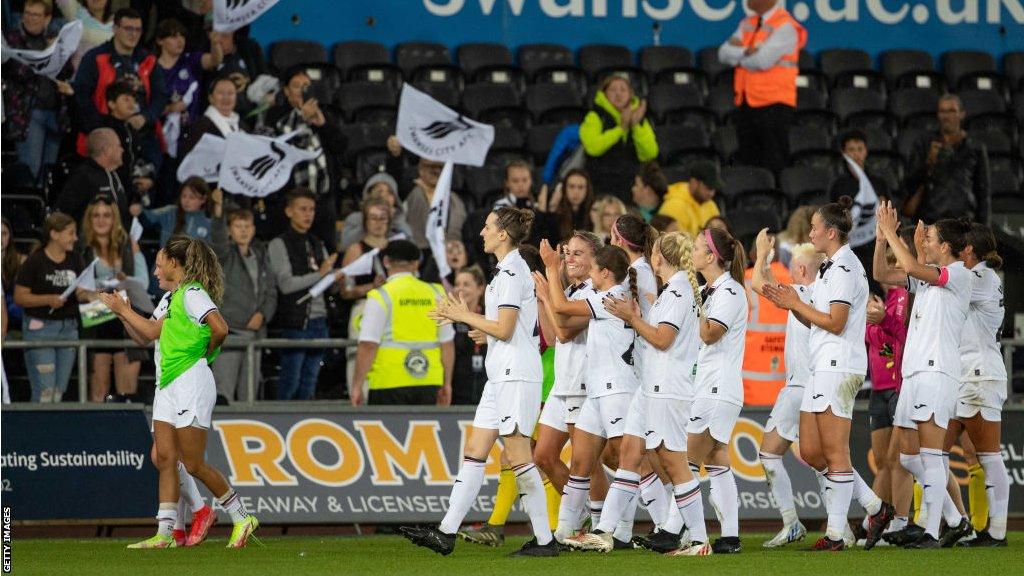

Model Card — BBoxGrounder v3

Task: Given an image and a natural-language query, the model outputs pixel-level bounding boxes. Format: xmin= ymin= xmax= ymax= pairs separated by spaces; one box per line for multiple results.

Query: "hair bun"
xmin=519 ymin=207 xmax=535 ymax=226
xmin=837 ymin=195 xmax=854 ymax=209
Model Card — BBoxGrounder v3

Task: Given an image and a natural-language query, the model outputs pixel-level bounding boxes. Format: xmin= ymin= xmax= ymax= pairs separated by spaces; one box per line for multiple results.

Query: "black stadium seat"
xmin=880 ymin=49 xmax=945 ymax=92
xmin=861 ymin=126 xmax=894 ymax=153
xmin=639 ymin=45 xmax=694 ymax=76
xmin=796 ymin=87 xmax=838 ymax=135
xmin=578 ymin=44 xmax=634 ymax=80
xmin=298 ymin=63 xmax=343 ymax=107
xmin=395 ymin=41 xmax=451 ymax=78
xmin=457 ymin=43 xmax=513 ymax=77
xmin=525 ymin=83 xmax=585 ymax=124
xmin=647 ymin=84 xmax=713 ymax=131
xmin=532 ymin=65 xmax=589 ymax=98
xmin=337 ymin=82 xmax=397 ymax=124
xmin=1004 ymin=51 xmax=1024 ymax=91
xmin=720 ymin=165 xmax=776 ymax=207
xmin=960 ymin=89 xmax=1015 ymax=140
xmin=414 ymin=82 xmax=460 ymax=109
xmin=657 ymin=124 xmax=713 ymax=166
xmin=269 ymin=39 xmax=326 ymax=72
xmin=460 ymin=83 xmax=529 ymax=129
xmin=342 ymin=123 xmax=393 ymax=185
xmin=831 ymin=87 xmax=890 ymax=132
xmin=780 ymin=166 xmax=832 ymax=207
xmin=730 ymin=205 xmax=784 ymax=247
xmin=698 ymin=46 xmax=731 ymax=86
xmin=889 ymin=88 xmax=940 ymax=129
xmin=518 ymin=43 xmax=574 ymax=78
xmin=819 ymin=48 xmax=883 ymax=93
xmin=464 ymin=166 xmax=506 ymax=207
xmin=526 ymin=124 xmax=564 ymax=164
xmin=708 ymin=84 xmax=738 ymax=123
xmin=943 ymin=50 xmax=1004 ymax=93
xmin=713 ymin=125 xmax=739 ymax=163
xmin=333 ymin=41 xmax=389 ymax=78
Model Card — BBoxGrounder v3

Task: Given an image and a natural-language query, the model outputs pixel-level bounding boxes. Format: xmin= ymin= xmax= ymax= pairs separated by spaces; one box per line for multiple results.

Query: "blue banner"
xmin=251 ymin=0 xmax=1024 ymax=61
xmin=0 ymin=409 xmax=157 ymax=521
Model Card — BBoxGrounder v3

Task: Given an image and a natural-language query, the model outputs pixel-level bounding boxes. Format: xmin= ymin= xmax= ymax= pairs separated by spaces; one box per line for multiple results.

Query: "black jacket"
xmin=56 ymin=159 xmax=133 ymax=230
xmin=270 ymin=227 xmax=326 ymax=330
xmin=905 ymin=132 xmax=990 ymax=224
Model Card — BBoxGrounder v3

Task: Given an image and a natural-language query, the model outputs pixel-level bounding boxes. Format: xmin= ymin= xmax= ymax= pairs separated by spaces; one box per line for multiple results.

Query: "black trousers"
xmin=368 ymin=385 xmax=438 ymax=405
xmin=734 ymin=103 xmax=795 ymax=175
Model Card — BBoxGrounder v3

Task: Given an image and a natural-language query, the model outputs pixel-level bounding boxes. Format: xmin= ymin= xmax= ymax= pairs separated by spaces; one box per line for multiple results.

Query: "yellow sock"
xmin=913 ymin=482 xmax=923 ymax=524
xmin=543 ymin=479 xmax=561 ymax=531
xmin=968 ymin=463 xmax=988 ymax=531
xmin=487 ymin=469 xmax=517 ymax=526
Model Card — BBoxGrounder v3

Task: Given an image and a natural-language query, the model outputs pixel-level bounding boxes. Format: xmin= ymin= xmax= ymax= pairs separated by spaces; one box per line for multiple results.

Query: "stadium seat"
xmin=831 ymin=87 xmax=891 ymax=132
xmin=0 ymin=193 xmax=46 ymax=235
xmin=337 ymin=81 xmax=398 ymax=124
xmin=269 ymin=39 xmax=327 ymax=72
xmin=729 ymin=205 xmax=784 ymax=248
xmin=698 ymin=47 xmax=731 ymax=87
xmin=578 ymin=44 xmax=635 ymax=80
xmin=897 ymin=127 xmax=930 ymax=163
xmin=485 ymin=128 xmax=529 ymax=169
xmin=518 ymin=43 xmax=574 ymax=78
xmin=464 ymin=165 xmax=506 ymax=207
xmin=297 ymin=63 xmax=343 ymax=107
xmin=712 ymin=124 xmax=739 ymax=162
xmin=640 ymin=45 xmax=694 ymax=77
xmin=708 ymin=84 xmax=738 ymax=124
xmin=889 ymin=88 xmax=940 ymax=129
xmin=943 ymin=50 xmax=1005 ymax=94
xmin=526 ymin=124 xmax=565 ymax=165
xmin=657 ymin=124 xmax=713 ymax=166
xmin=990 ymin=170 xmax=1022 ymax=195
xmin=346 ymin=64 xmax=404 ymax=92
xmin=414 ymin=82 xmax=461 ymax=109
xmin=861 ymin=126 xmax=895 ymax=152
xmin=799 ymin=49 xmax=816 ymax=71
xmin=796 ymin=87 xmax=838 ymax=135
xmin=1004 ymin=52 xmax=1024 ymax=91
xmin=411 ymin=64 xmax=466 ymax=94
xmin=525 ymin=83 xmax=585 ymax=124
xmin=960 ymin=89 xmax=1015 ymax=140
xmin=780 ymin=166 xmax=833 ymax=208
xmin=395 ymin=41 xmax=452 ymax=78
xmin=881 ymin=49 xmax=935 ymax=87
xmin=342 ymin=123 xmax=392 ymax=186
xmin=819 ymin=48 xmax=884 ymax=93
xmin=461 ymin=83 xmax=527 ymax=128
xmin=532 ymin=65 xmax=589 ymax=98
xmin=647 ymin=84 xmax=712 ymax=130
xmin=865 ymin=152 xmax=904 ymax=192
xmin=788 ymin=125 xmax=842 ymax=174
xmin=458 ymin=43 xmax=513 ymax=77
xmin=720 ymin=165 xmax=776 ymax=207
xmin=332 ymin=41 xmax=391 ymax=78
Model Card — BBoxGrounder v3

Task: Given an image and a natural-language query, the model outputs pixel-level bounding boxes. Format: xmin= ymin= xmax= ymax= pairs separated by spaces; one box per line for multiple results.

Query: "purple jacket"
xmin=865 ymin=287 xmax=909 ymax=392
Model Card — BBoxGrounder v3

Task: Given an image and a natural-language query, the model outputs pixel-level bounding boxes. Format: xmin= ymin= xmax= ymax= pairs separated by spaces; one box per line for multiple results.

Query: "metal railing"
xmin=4 ymin=336 xmax=1023 ymax=405
xmin=2 ymin=337 xmax=355 ymax=405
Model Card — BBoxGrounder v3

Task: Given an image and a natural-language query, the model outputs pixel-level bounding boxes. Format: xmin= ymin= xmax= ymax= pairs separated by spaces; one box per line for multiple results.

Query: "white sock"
xmin=596 ymin=469 xmax=639 ymax=533
xmin=921 ymin=448 xmax=958 ymax=538
xmin=174 ymin=498 xmax=186 ymax=531
xmin=707 ymin=465 xmax=739 ymax=538
xmin=588 ymin=500 xmax=603 ymax=528
xmin=639 ymin=472 xmax=670 ymax=527
xmin=674 ymin=479 xmax=707 ymax=543
xmin=977 ymin=452 xmax=1009 ymax=539
xmin=899 ymin=453 xmax=929 ymax=526
xmin=439 ymin=456 xmax=486 ymax=534
xmin=887 ymin=516 xmax=908 ymax=533
xmin=760 ymin=452 xmax=798 ymax=525
xmin=664 ymin=487 xmax=683 ymax=531
xmin=157 ymin=502 xmax=177 ymax=538
xmin=177 ymin=461 xmax=205 ymax=513
xmin=853 ymin=469 xmax=882 ymax=516
xmin=513 ymin=463 xmax=553 ymax=545
xmin=824 ymin=470 xmax=854 ymax=541
xmin=613 ymin=494 xmax=638 ymax=542
xmin=558 ymin=475 xmax=590 ymax=536
xmin=217 ymin=489 xmax=249 ymax=524
xmin=943 ymin=469 xmax=962 ymax=524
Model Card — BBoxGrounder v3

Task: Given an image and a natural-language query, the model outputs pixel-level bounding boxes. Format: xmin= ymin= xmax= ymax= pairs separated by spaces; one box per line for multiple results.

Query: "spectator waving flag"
xmin=1 ymin=20 xmax=82 ymax=80
xmin=427 ymin=161 xmax=455 ymax=282
xmin=213 ymin=0 xmax=282 ymax=32
xmin=396 ymin=84 xmax=494 ymax=168
xmin=177 ymin=134 xmax=227 ymax=183
xmin=218 ymin=130 xmax=318 ymax=197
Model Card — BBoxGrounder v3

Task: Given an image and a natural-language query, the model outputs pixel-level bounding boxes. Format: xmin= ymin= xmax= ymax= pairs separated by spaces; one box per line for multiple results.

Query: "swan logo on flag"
xmin=2 ymin=21 xmax=83 ymax=80
xmin=213 ymin=0 xmax=281 ymax=32
xmin=218 ymin=130 xmax=318 ymax=197
xmin=397 ymin=84 xmax=494 ymax=167
xmin=177 ymin=134 xmax=226 ymax=183
xmin=244 ymin=141 xmax=286 ymax=180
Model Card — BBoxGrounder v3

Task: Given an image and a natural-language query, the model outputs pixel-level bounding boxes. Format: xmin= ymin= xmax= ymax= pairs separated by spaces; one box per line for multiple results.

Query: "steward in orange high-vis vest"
xmin=742 ymin=261 xmax=791 ymax=405
xmin=718 ymin=0 xmax=807 ymax=174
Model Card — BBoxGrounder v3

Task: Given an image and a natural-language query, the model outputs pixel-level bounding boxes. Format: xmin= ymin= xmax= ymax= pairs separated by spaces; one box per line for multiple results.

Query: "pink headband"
xmin=703 ymin=228 xmax=722 ymax=261
xmin=612 ymin=219 xmax=640 ymax=250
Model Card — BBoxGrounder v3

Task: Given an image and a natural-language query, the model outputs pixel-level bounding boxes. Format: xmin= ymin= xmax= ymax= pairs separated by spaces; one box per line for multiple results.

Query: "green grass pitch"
xmin=11 ymin=533 xmax=1020 ymax=576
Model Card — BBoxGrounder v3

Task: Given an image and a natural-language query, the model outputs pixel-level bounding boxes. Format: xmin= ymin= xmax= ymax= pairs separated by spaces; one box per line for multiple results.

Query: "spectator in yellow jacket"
xmin=657 ymin=161 xmax=723 ymax=236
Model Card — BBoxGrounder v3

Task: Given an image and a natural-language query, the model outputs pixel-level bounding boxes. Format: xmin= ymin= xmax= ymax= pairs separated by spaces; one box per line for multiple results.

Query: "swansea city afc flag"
xmin=177 ymin=134 xmax=227 ymax=183
xmin=213 ymin=0 xmax=281 ymax=32
xmin=396 ymin=84 xmax=494 ymax=167
xmin=426 ymin=161 xmax=455 ymax=281
xmin=218 ymin=130 xmax=318 ymax=197
xmin=2 ymin=20 xmax=82 ymax=80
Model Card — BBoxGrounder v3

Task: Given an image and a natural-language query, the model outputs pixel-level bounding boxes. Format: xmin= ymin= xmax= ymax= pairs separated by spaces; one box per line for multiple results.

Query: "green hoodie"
xmin=579 ymin=90 xmax=659 ymax=163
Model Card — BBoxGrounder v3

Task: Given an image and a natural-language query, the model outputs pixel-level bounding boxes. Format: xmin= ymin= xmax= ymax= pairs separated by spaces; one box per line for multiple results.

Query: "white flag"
xmin=396 ymin=84 xmax=494 ymax=167
xmin=62 ymin=258 xmax=99 ymax=299
xmin=218 ymin=131 xmax=318 ymax=197
xmin=300 ymin=248 xmax=380 ymax=303
xmin=2 ymin=21 xmax=82 ymax=80
xmin=177 ymin=134 xmax=227 ymax=183
xmin=213 ymin=0 xmax=282 ymax=32
xmin=426 ymin=161 xmax=454 ymax=280
xmin=163 ymin=81 xmax=199 ymax=158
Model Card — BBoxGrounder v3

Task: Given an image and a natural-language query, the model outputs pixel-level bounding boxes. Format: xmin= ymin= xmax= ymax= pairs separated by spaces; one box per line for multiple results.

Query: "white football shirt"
xmin=784 ymin=283 xmax=814 ymax=387
xmin=903 ymin=261 xmax=972 ymax=378
xmin=808 ymin=244 xmax=868 ymax=375
xmin=960 ymin=263 xmax=1006 ymax=382
xmin=583 ymin=283 xmax=639 ymax=398
xmin=551 ymin=278 xmax=592 ymax=397
xmin=484 ymin=249 xmax=543 ymax=383
xmin=695 ymin=274 xmax=748 ymax=406
xmin=642 ymin=271 xmax=701 ymax=401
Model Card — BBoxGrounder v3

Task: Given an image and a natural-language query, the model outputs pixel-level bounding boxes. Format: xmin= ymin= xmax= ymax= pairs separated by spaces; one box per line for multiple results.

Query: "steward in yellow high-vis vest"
xmin=350 ymin=240 xmax=454 ymax=406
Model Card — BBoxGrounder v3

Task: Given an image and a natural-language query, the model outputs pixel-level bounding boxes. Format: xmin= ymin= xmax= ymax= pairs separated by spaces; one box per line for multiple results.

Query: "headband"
xmin=612 ymin=219 xmax=641 ymax=250
xmin=703 ymin=228 xmax=722 ymax=261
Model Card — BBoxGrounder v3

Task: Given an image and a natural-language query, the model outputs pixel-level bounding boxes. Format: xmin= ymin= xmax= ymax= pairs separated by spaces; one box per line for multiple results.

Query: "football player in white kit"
xmin=685 ymin=226 xmax=748 ymax=554
xmin=536 ymin=243 xmax=638 ymax=546
xmin=765 ymin=198 xmax=892 ymax=551
xmin=872 ymin=202 xmax=974 ymax=548
xmin=950 ymin=223 xmax=1009 ymax=547
xmin=750 ymin=230 xmax=824 ymax=548
xmin=568 ymin=232 xmax=709 ymax=556
xmin=404 ymin=207 xmax=557 ymax=558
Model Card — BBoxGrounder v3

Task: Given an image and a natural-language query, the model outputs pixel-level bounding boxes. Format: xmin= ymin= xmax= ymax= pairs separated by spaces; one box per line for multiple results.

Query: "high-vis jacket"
xmin=742 ymin=262 xmax=791 ymax=405
xmin=731 ymin=7 xmax=807 ymax=108
xmin=366 ymin=274 xmax=445 ymax=390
